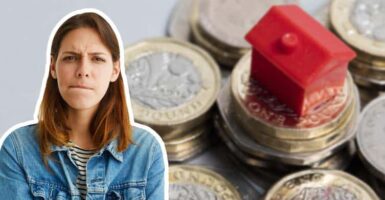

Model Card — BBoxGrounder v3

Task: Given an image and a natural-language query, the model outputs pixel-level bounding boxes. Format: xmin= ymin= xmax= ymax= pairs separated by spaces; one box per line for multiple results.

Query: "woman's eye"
xmin=94 ymin=57 xmax=106 ymax=62
xmin=63 ymin=56 xmax=76 ymax=61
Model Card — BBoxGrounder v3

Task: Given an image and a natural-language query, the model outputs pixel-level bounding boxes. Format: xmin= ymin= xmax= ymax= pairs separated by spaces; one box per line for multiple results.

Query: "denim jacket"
xmin=0 ymin=122 xmax=167 ymax=200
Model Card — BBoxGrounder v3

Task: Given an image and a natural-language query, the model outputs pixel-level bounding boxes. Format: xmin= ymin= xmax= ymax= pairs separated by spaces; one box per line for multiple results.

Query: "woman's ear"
xmin=50 ymin=56 xmax=57 ymax=79
xmin=111 ymin=61 xmax=121 ymax=82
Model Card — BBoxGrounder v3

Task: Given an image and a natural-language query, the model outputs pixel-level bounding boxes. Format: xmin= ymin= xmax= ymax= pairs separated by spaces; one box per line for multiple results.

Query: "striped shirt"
xmin=67 ymin=141 xmax=97 ymax=200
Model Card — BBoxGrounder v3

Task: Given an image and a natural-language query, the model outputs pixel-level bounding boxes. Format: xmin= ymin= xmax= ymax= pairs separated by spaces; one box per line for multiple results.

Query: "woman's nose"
xmin=76 ymin=58 xmax=90 ymax=78
xmin=77 ymin=72 xmax=89 ymax=78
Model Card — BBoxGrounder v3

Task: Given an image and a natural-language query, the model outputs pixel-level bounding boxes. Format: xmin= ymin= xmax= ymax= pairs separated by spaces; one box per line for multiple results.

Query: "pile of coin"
xmin=125 ymin=38 xmax=221 ymax=162
xmin=166 ymin=0 xmax=334 ymax=95
xmin=169 ymin=165 xmax=242 ymax=200
xmin=356 ymin=95 xmax=385 ymax=197
xmin=164 ymin=125 xmax=212 ymax=162
xmin=264 ymin=169 xmax=380 ymax=200
xmin=189 ymin=0 xmax=299 ymax=67
xmin=330 ymin=0 xmax=385 ymax=107
xmin=215 ymin=52 xmax=360 ymax=172
xmin=167 ymin=0 xmax=333 ymax=68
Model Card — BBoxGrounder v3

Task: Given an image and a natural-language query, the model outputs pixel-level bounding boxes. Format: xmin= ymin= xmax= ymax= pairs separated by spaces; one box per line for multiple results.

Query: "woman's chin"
xmin=66 ymin=101 xmax=99 ymax=112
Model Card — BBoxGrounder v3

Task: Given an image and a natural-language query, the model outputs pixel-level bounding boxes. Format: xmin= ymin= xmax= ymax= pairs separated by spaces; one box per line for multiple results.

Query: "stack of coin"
xmin=356 ymin=95 xmax=385 ymax=197
xmin=215 ymin=52 xmax=360 ymax=171
xmin=330 ymin=0 xmax=385 ymax=107
xmin=264 ymin=169 xmax=380 ymax=200
xmin=167 ymin=0 xmax=332 ymax=88
xmin=231 ymin=53 xmax=356 ymax=154
xmin=189 ymin=0 xmax=298 ymax=67
xmin=169 ymin=165 xmax=242 ymax=200
xmin=167 ymin=0 xmax=331 ymax=43
xmin=125 ymin=38 xmax=221 ymax=162
xmin=165 ymin=125 xmax=212 ymax=162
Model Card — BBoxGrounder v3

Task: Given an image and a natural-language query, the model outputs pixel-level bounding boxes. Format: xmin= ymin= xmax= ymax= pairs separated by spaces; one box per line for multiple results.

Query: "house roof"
xmin=245 ymin=5 xmax=356 ymax=88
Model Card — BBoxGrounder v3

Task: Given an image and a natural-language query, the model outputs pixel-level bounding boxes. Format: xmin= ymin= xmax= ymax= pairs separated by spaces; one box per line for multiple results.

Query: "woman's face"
xmin=50 ymin=27 xmax=120 ymax=111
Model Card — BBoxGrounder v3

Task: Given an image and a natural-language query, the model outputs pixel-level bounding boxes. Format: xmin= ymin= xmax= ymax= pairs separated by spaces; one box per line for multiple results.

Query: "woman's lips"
xmin=69 ymin=85 xmax=92 ymax=90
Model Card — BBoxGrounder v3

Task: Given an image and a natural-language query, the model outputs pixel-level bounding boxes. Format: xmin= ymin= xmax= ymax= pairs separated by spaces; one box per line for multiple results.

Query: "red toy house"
xmin=245 ymin=5 xmax=356 ymax=117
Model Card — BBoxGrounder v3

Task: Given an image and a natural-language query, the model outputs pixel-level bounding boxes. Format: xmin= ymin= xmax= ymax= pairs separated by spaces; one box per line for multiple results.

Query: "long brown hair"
xmin=38 ymin=12 xmax=132 ymax=169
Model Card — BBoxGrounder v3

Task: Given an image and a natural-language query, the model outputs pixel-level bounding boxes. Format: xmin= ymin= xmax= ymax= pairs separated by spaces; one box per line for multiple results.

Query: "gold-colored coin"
xmin=230 ymin=51 xmax=353 ymax=140
xmin=265 ymin=169 xmax=380 ymax=200
xmin=245 ymin=101 xmax=355 ymax=153
xmin=167 ymin=140 xmax=208 ymax=162
xmin=125 ymin=38 xmax=221 ymax=138
xmin=331 ymin=0 xmax=385 ymax=58
xmin=216 ymin=76 xmax=360 ymax=166
xmin=165 ymin=124 xmax=209 ymax=153
xmin=169 ymin=165 xmax=241 ymax=200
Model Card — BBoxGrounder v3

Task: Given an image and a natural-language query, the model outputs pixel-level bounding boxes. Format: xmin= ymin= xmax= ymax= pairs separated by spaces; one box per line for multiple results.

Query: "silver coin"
xmin=126 ymin=52 xmax=201 ymax=109
xmin=357 ymin=95 xmax=385 ymax=182
xmin=167 ymin=0 xmax=194 ymax=41
xmin=351 ymin=0 xmax=385 ymax=42
xmin=216 ymin=76 xmax=360 ymax=166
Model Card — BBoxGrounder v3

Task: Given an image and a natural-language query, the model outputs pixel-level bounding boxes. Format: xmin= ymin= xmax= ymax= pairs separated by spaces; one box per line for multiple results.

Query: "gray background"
xmin=0 ymin=0 xmax=177 ymax=137
xmin=0 ymin=0 xmax=327 ymax=138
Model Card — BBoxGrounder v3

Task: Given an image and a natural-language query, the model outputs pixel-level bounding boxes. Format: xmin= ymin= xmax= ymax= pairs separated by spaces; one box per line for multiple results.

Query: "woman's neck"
xmin=67 ymin=106 xmax=98 ymax=150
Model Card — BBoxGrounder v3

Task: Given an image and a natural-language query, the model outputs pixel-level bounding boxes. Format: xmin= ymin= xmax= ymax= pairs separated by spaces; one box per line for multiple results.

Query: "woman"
xmin=0 ymin=9 xmax=167 ymax=200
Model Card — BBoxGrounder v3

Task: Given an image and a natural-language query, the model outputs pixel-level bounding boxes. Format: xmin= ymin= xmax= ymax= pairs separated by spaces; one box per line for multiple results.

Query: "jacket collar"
xmin=50 ymin=138 xmax=123 ymax=162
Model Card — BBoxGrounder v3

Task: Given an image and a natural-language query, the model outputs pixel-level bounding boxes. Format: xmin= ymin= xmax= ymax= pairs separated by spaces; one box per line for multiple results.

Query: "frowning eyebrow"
xmin=61 ymin=51 xmax=108 ymax=56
